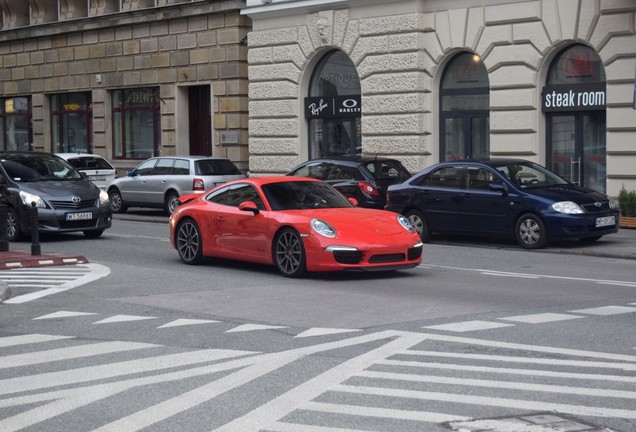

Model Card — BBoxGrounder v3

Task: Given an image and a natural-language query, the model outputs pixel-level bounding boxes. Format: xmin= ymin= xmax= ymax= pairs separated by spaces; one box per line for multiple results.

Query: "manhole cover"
xmin=446 ymin=412 xmax=617 ymax=432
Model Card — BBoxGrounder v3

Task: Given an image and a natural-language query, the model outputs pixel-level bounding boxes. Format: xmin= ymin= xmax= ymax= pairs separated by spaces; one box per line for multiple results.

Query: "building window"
xmin=0 ymin=97 xmax=32 ymax=151
xmin=112 ymin=88 xmax=161 ymax=159
xmin=544 ymin=45 xmax=607 ymax=193
xmin=440 ymin=52 xmax=490 ymax=161
xmin=51 ymin=93 xmax=93 ymax=153
xmin=305 ymin=50 xmax=361 ymax=159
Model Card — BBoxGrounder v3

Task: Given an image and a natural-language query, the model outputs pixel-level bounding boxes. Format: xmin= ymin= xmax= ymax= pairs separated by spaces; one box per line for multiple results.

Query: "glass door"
xmin=548 ymin=112 xmax=606 ymax=193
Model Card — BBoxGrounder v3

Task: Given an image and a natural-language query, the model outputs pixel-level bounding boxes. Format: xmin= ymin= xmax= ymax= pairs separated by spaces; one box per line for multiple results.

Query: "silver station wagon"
xmin=107 ymin=156 xmax=245 ymax=214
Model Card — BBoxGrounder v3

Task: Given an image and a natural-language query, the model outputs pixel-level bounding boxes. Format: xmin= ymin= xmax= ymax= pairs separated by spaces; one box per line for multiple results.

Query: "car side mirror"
xmin=238 ymin=201 xmax=260 ymax=215
xmin=126 ymin=170 xmax=134 ymax=177
xmin=489 ymin=182 xmax=507 ymax=194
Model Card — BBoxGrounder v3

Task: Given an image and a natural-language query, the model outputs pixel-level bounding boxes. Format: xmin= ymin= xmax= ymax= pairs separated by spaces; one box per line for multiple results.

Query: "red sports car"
xmin=169 ymin=177 xmax=423 ymax=277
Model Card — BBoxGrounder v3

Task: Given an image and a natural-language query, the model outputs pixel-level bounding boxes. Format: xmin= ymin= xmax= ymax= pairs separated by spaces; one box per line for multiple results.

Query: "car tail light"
xmin=193 ymin=178 xmax=205 ymax=191
xmin=357 ymin=182 xmax=381 ymax=196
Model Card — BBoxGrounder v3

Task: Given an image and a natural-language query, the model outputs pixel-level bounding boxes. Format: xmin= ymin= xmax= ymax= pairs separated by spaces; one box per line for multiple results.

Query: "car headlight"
xmin=99 ymin=190 xmax=110 ymax=206
xmin=552 ymin=201 xmax=584 ymax=214
xmin=397 ymin=214 xmax=416 ymax=233
xmin=19 ymin=191 xmax=46 ymax=208
xmin=609 ymin=199 xmax=617 ymax=210
xmin=311 ymin=218 xmax=336 ymax=238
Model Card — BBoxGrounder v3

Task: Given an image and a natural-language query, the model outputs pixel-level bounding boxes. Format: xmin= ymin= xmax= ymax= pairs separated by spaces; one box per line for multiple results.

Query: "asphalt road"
xmin=0 ymin=211 xmax=634 ymax=432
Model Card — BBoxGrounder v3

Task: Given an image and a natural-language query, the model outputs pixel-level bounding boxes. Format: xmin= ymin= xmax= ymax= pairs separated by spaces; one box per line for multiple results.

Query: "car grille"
xmin=59 ymin=220 xmax=98 ymax=229
xmin=408 ymin=246 xmax=422 ymax=260
xmin=49 ymin=199 xmax=97 ymax=210
xmin=369 ymin=253 xmax=405 ymax=263
xmin=333 ymin=250 xmax=363 ymax=264
xmin=581 ymin=201 xmax=611 ymax=213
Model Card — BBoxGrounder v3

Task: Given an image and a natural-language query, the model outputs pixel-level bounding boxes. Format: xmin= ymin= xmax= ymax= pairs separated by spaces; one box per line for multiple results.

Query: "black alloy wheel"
xmin=515 ymin=213 xmax=547 ymax=249
xmin=274 ymin=228 xmax=307 ymax=278
xmin=6 ymin=207 xmax=22 ymax=242
xmin=108 ymin=189 xmax=127 ymax=213
xmin=176 ymin=219 xmax=203 ymax=264
xmin=165 ymin=191 xmax=180 ymax=215
xmin=405 ymin=209 xmax=431 ymax=243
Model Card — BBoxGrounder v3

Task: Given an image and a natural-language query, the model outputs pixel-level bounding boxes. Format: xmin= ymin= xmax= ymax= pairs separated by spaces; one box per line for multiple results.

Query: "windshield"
xmin=262 ymin=181 xmax=353 ymax=210
xmin=495 ymin=161 xmax=569 ymax=189
xmin=0 ymin=154 xmax=82 ymax=182
xmin=66 ymin=156 xmax=114 ymax=170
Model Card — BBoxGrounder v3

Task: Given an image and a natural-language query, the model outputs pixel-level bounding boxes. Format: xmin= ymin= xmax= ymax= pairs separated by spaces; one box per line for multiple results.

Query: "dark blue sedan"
xmin=385 ymin=159 xmax=620 ymax=249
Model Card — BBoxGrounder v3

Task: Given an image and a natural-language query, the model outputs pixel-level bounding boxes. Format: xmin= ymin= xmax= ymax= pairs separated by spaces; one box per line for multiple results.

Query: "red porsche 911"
xmin=169 ymin=177 xmax=423 ymax=277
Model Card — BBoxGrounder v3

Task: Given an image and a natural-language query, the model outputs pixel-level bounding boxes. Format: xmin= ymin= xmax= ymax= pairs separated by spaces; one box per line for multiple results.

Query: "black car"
xmin=0 ymin=152 xmax=112 ymax=241
xmin=385 ymin=158 xmax=620 ymax=249
xmin=287 ymin=156 xmax=411 ymax=209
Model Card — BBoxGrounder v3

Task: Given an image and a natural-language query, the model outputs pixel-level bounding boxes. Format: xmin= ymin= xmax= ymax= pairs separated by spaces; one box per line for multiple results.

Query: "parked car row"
xmin=0 ymin=151 xmax=620 ymax=277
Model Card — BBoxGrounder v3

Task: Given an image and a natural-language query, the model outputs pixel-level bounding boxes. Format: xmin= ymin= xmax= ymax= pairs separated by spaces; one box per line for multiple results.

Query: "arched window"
xmin=440 ymin=52 xmax=490 ymax=160
xmin=543 ymin=44 xmax=606 ymax=193
xmin=305 ymin=50 xmax=361 ymax=159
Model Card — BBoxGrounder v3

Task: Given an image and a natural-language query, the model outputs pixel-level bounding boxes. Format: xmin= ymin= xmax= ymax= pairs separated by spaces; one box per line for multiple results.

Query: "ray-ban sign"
xmin=305 ymin=95 xmax=361 ymax=119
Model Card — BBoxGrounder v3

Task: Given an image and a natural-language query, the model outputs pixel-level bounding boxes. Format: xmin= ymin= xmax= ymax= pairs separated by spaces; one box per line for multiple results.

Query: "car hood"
xmin=527 ymin=184 xmax=609 ymax=204
xmin=296 ymin=208 xmax=411 ymax=238
xmin=17 ymin=180 xmax=99 ymax=200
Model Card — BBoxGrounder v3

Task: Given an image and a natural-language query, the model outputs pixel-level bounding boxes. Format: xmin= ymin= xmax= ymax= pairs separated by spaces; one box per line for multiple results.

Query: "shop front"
xmin=243 ymin=0 xmax=636 ymax=197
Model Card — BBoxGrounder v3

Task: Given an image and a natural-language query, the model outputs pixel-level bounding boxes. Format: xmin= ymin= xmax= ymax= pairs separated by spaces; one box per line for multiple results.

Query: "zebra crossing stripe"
xmin=0 ymin=334 xmax=73 ymax=348
xmin=333 ymin=384 xmax=636 ymax=419
xmin=0 ymin=341 xmax=160 ymax=369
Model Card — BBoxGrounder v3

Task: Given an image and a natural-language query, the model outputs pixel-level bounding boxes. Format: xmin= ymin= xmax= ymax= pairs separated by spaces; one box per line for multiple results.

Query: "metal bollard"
xmin=29 ymin=202 xmax=40 ymax=256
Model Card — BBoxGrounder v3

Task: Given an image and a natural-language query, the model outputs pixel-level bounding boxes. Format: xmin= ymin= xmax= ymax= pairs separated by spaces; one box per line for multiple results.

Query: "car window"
xmin=497 ymin=162 xmax=568 ymax=189
xmin=153 ymin=158 xmax=174 ymax=175
xmin=467 ymin=167 xmax=497 ymax=190
xmin=67 ymin=157 xmax=114 ymax=170
xmin=364 ymin=160 xmax=410 ymax=181
xmin=415 ymin=166 xmax=463 ymax=188
xmin=291 ymin=163 xmax=328 ymax=180
xmin=262 ymin=181 xmax=352 ymax=210
xmin=327 ymin=165 xmax=360 ymax=181
xmin=208 ymin=183 xmax=265 ymax=209
xmin=195 ymin=159 xmax=242 ymax=176
xmin=174 ymin=159 xmax=190 ymax=175
xmin=0 ymin=155 xmax=81 ymax=181
xmin=134 ymin=159 xmax=157 ymax=176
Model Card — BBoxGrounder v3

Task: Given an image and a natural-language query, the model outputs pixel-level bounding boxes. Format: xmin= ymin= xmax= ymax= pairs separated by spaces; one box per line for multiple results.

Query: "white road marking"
xmin=0 ymin=341 xmax=159 ymax=369
xmin=294 ymin=328 xmax=361 ymax=338
xmin=334 ymin=384 xmax=636 ymax=419
xmin=0 ymin=334 xmax=73 ymax=348
xmin=157 ymin=318 xmax=220 ymax=328
xmin=423 ymin=264 xmax=636 ymax=287
xmin=226 ymin=324 xmax=288 ymax=333
xmin=569 ymin=305 xmax=636 ymax=315
xmin=93 ymin=315 xmax=158 ymax=324
xmin=423 ymin=320 xmax=515 ymax=332
xmin=33 ymin=311 xmax=98 ymax=320
xmin=3 ymin=263 xmax=111 ymax=304
xmin=498 ymin=312 xmax=585 ymax=324
xmin=357 ymin=370 xmax=636 ymax=399
xmin=1 ymin=330 xmax=634 ymax=431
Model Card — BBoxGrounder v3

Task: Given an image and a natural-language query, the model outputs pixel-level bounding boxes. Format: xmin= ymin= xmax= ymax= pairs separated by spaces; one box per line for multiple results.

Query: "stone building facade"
xmin=243 ymin=0 xmax=636 ymax=197
xmin=0 ymin=0 xmax=250 ymax=172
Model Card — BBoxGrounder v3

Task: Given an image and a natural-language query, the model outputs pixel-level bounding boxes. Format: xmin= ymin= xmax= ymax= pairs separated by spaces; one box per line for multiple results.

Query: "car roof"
xmin=150 ymin=155 xmax=232 ymax=161
xmin=441 ymin=158 xmax=534 ymax=168
xmin=227 ymin=176 xmax=322 ymax=187
xmin=298 ymin=156 xmax=403 ymax=166
xmin=56 ymin=153 xmax=107 ymax=159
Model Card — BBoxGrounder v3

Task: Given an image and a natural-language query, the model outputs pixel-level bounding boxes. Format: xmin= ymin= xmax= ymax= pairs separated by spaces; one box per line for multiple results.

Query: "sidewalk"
xmin=0 ymin=248 xmax=88 ymax=270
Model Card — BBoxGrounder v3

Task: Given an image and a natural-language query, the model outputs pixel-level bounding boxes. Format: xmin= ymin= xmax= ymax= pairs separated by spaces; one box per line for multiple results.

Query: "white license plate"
xmin=89 ymin=175 xmax=106 ymax=181
xmin=66 ymin=212 xmax=93 ymax=221
xmin=595 ymin=216 xmax=615 ymax=227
